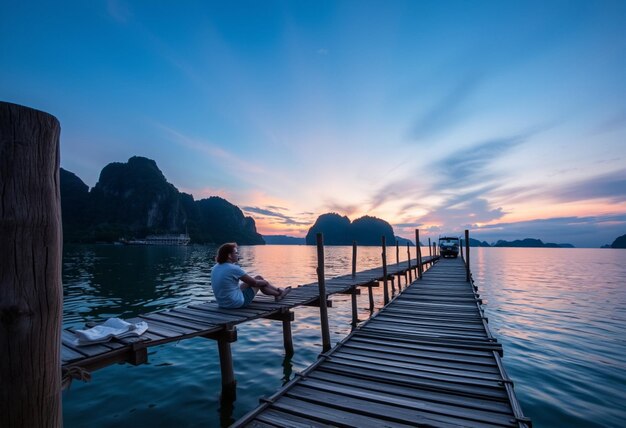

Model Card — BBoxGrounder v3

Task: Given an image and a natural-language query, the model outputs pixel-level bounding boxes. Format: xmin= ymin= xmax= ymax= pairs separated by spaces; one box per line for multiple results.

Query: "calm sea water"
xmin=61 ymin=245 xmax=626 ymax=427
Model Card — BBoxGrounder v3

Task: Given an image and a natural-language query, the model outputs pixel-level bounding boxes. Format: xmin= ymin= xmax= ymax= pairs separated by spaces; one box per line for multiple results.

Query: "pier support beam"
xmin=351 ymin=288 xmax=358 ymax=327
xmin=316 ymin=233 xmax=332 ymax=353
xmin=465 ymin=229 xmax=471 ymax=282
xmin=216 ymin=326 xmax=238 ymax=394
xmin=407 ymin=243 xmax=413 ymax=284
xmin=415 ymin=229 xmax=423 ymax=279
xmin=382 ymin=236 xmax=389 ymax=305
xmin=264 ymin=311 xmax=294 ymax=357
xmin=0 ymin=102 xmax=62 ymax=428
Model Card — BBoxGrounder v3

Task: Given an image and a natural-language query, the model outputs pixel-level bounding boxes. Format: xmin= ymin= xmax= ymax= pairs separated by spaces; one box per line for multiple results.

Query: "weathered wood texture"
xmin=233 ymin=257 xmax=530 ymax=428
xmin=0 ymin=102 xmax=62 ymax=428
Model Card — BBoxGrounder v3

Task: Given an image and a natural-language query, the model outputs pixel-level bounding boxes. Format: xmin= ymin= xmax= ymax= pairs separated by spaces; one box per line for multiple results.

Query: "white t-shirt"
xmin=211 ymin=263 xmax=246 ymax=308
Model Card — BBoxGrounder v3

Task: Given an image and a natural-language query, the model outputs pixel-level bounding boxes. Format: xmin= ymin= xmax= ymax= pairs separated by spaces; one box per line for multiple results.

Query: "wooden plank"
xmin=283 ymin=387 xmax=486 ymax=428
xmin=61 ymin=345 xmax=85 ymax=364
xmin=342 ymin=340 xmax=497 ymax=366
xmin=337 ymin=345 xmax=500 ymax=373
xmin=308 ymin=371 xmax=513 ymax=415
xmin=256 ymin=408 xmax=333 ymax=428
xmin=319 ymin=361 xmax=508 ymax=401
xmin=294 ymin=379 xmax=516 ymax=427
xmin=326 ymin=353 xmax=504 ymax=383
xmin=270 ymin=396 xmax=416 ymax=428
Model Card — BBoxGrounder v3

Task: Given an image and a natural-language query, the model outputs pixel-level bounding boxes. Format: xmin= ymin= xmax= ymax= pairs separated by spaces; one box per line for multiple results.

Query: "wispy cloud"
xmin=590 ymin=110 xmax=626 ymax=136
xmin=432 ymin=134 xmax=525 ymax=188
xmin=243 ymin=206 xmax=311 ymax=226
xmin=408 ymin=74 xmax=480 ymax=141
xmin=554 ymin=169 xmax=626 ymax=203
xmin=156 ymin=124 xmax=266 ymax=175
xmin=420 ymin=197 xmax=506 ymax=228
xmin=323 ymin=200 xmax=361 ymax=217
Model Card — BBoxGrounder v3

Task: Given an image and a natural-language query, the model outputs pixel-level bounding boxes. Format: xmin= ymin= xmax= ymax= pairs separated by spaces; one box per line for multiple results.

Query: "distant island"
xmin=609 ymin=233 xmax=626 ymax=248
xmin=461 ymin=238 xmax=574 ymax=248
xmin=304 ymin=213 xmax=412 ymax=246
xmin=61 ymin=156 xmax=264 ymax=244
xmin=263 ymin=235 xmax=306 ymax=245
xmin=492 ymin=238 xmax=573 ymax=248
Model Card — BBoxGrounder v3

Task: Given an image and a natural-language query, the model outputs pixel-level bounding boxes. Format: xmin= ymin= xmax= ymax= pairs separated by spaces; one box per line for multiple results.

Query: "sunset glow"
xmin=2 ymin=1 xmax=625 ymax=246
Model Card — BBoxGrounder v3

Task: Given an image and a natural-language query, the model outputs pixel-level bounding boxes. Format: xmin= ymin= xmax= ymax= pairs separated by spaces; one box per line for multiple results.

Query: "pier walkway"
xmin=60 ymin=255 xmax=438 ymax=383
xmin=233 ymin=257 xmax=530 ymax=428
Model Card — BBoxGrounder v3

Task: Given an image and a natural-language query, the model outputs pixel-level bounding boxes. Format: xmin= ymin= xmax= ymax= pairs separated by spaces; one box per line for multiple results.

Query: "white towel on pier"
xmin=73 ymin=318 xmax=148 ymax=346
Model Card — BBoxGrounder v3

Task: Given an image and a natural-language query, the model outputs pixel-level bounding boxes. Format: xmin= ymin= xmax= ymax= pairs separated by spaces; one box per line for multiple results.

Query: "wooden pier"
xmin=232 ymin=256 xmax=530 ymax=428
xmin=60 ymin=252 xmax=438 ymax=390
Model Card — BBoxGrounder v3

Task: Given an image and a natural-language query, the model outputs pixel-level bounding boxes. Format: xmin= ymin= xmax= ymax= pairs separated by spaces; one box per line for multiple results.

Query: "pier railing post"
xmin=415 ymin=229 xmax=423 ymax=279
xmin=0 ymin=102 xmax=62 ymax=428
xmin=316 ymin=233 xmax=331 ymax=353
xmin=382 ymin=236 xmax=389 ymax=305
xmin=465 ymin=229 xmax=470 ymax=282
xmin=352 ymin=241 xmax=357 ymax=277
xmin=395 ymin=239 xmax=400 ymax=288
xmin=395 ymin=239 xmax=399 ymax=266
xmin=407 ymin=243 xmax=412 ymax=284
xmin=428 ymin=238 xmax=432 ymax=258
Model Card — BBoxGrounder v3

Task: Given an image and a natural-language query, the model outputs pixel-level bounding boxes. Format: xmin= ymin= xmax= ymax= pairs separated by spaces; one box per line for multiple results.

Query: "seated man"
xmin=211 ymin=242 xmax=291 ymax=308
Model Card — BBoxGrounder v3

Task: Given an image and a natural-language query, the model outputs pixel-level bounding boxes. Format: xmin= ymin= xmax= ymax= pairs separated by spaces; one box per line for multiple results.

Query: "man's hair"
xmin=216 ymin=243 xmax=237 ymax=264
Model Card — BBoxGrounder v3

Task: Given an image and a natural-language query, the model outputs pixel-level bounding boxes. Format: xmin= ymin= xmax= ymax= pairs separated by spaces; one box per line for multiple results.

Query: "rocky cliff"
xmin=305 ymin=213 xmax=396 ymax=246
xmin=60 ymin=156 xmax=264 ymax=244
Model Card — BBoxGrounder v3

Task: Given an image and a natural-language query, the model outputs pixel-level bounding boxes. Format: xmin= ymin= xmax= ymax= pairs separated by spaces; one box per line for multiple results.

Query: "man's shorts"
xmin=242 ymin=287 xmax=258 ymax=307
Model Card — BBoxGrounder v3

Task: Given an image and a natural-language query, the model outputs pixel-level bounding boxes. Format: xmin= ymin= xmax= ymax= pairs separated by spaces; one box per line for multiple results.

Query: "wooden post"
xmin=395 ymin=239 xmax=399 ymax=267
xmin=415 ymin=229 xmax=423 ymax=279
xmin=316 ymin=233 xmax=331 ymax=353
xmin=382 ymin=236 xmax=389 ymax=305
xmin=0 ymin=102 xmax=62 ymax=428
xmin=465 ymin=229 xmax=471 ymax=282
xmin=406 ymin=243 xmax=412 ymax=284
xmin=282 ymin=312 xmax=294 ymax=357
xmin=350 ymin=288 xmax=358 ymax=327
xmin=395 ymin=240 xmax=401 ymax=288
xmin=351 ymin=240 xmax=358 ymax=326
xmin=217 ymin=327 xmax=237 ymax=396
xmin=352 ymin=241 xmax=357 ymax=277
xmin=368 ymin=283 xmax=374 ymax=311
xmin=428 ymin=237 xmax=432 ymax=258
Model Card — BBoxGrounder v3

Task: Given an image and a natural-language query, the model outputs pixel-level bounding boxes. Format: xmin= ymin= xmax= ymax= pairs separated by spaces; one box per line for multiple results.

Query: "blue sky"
xmin=2 ymin=1 xmax=625 ymax=247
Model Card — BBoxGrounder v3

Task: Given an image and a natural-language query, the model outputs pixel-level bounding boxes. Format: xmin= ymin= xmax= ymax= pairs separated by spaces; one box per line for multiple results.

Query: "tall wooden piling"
xmin=428 ymin=238 xmax=432 ymax=258
xmin=395 ymin=240 xmax=399 ymax=266
xmin=415 ymin=229 xmax=423 ymax=279
xmin=351 ymin=241 xmax=358 ymax=325
xmin=406 ymin=243 xmax=412 ymax=283
xmin=465 ymin=229 xmax=471 ymax=282
xmin=352 ymin=241 xmax=357 ymax=277
xmin=382 ymin=236 xmax=389 ymax=305
xmin=282 ymin=312 xmax=294 ymax=356
xmin=217 ymin=327 xmax=237 ymax=395
xmin=0 ymin=102 xmax=63 ymax=428
xmin=316 ymin=233 xmax=331 ymax=353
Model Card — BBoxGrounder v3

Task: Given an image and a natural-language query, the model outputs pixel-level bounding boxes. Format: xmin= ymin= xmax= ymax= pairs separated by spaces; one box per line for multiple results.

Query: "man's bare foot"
xmin=275 ymin=286 xmax=292 ymax=301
